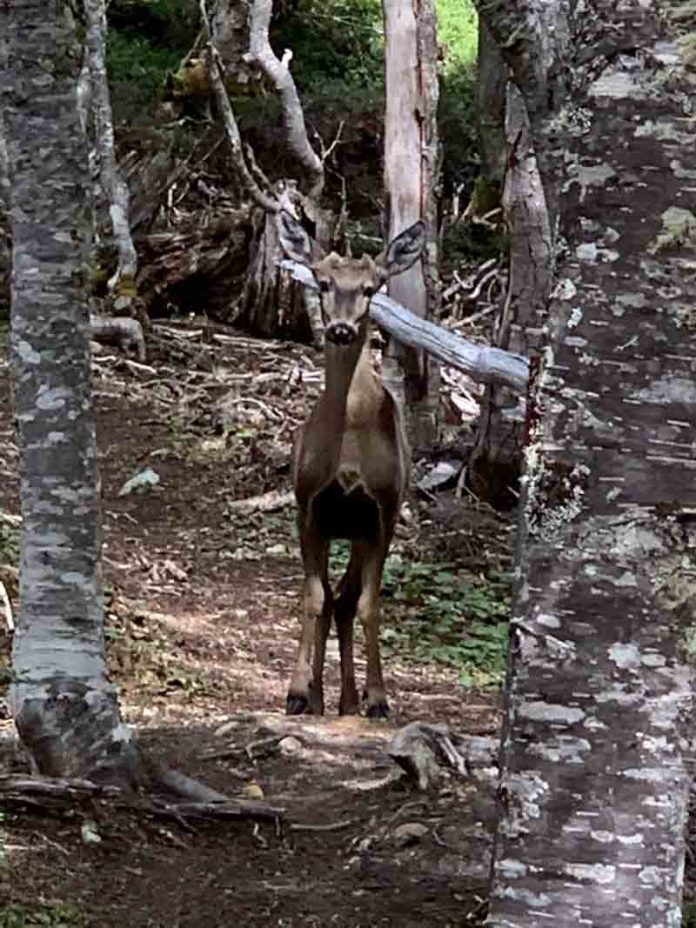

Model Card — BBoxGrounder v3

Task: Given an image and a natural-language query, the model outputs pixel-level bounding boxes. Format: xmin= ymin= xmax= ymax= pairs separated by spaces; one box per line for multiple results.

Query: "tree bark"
xmin=0 ymin=29 xmax=10 ymax=320
xmin=4 ymin=0 xmax=139 ymax=786
xmin=476 ymin=18 xmax=507 ymax=185
xmin=211 ymin=0 xmax=254 ymax=86
xmin=84 ymin=0 xmax=138 ymax=302
xmin=485 ymin=2 xmax=696 ymax=925
xmin=468 ymin=83 xmax=552 ymax=507
xmin=382 ymin=0 xmax=440 ymax=450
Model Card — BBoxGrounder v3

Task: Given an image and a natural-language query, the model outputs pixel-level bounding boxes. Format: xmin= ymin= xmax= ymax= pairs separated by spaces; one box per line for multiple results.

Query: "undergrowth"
xmin=0 ymin=904 xmax=88 ymax=928
xmin=330 ymin=543 xmax=512 ymax=686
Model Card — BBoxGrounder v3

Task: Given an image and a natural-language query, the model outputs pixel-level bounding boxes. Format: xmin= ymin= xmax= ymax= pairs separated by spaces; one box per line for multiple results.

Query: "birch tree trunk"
xmin=382 ymin=0 xmax=440 ymax=450
xmin=484 ymin=2 xmax=696 ymax=924
xmin=5 ymin=0 xmax=139 ymax=785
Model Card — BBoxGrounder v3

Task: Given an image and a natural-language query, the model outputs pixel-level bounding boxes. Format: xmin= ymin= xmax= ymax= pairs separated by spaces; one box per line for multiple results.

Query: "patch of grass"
xmin=329 ymin=544 xmax=512 ymax=686
xmin=0 ymin=903 xmax=88 ymax=928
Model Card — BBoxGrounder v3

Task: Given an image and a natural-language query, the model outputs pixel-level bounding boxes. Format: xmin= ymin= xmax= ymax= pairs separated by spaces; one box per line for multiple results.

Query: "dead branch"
xmin=281 ymin=259 xmax=529 ymax=393
xmin=84 ymin=0 xmax=138 ymax=295
xmin=387 ymin=722 xmax=498 ymax=791
xmin=152 ymin=799 xmax=283 ymax=824
xmin=226 ymin=489 xmax=295 ymax=515
xmin=199 ymin=0 xmax=279 ymax=213
xmin=245 ymin=0 xmax=324 ymax=199
xmin=0 ymin=775 xmax=120 ymax=800
xmin=289 ymin=818 xmax=357 ymax=833
xmin=0 ymin=773 xmax=284 ymax=826
xmin=0 ymin=580 xmax=14 ymax=631
xmin=89 ymin=315 xmax=146 ymax=361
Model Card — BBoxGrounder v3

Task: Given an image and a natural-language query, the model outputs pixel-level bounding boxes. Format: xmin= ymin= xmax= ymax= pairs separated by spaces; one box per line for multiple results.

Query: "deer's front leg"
xmin=287 ymin=532 xmax=329 ymax=715
xmin=357 ymin=546 xmax=389 ymax=719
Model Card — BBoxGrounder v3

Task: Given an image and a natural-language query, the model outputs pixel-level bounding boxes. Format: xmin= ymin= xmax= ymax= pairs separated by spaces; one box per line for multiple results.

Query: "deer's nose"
xmin=325 ymin=321 xmax=358 ymax=345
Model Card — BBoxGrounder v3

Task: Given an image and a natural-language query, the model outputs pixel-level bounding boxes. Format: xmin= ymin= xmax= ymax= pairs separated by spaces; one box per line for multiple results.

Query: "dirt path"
xmin=0 ymin=332 xmax=503 ymax=926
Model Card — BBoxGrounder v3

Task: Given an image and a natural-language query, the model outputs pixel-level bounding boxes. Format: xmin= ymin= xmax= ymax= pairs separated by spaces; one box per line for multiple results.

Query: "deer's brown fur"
xmin=278 ymin=212 xmax=425 ymax=717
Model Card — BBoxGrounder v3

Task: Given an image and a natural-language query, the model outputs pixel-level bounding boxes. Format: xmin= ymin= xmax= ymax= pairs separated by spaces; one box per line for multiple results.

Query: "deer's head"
xmin=278 ymin=211 xmax=426 ymax=347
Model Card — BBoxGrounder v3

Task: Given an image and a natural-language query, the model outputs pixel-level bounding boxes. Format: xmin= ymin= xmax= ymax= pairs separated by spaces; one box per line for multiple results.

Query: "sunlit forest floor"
xmin=0 ymin=325 xmax=514 ymax=926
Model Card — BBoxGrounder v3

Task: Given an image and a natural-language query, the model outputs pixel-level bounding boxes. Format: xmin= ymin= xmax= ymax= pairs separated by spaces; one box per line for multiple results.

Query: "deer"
xmin=277 ymin=210 xmax=426 ymax=719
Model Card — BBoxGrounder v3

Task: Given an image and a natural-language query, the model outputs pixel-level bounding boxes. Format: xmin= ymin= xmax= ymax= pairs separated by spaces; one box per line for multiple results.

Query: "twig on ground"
xmin=289 ymin=818 xmax=357 ymax=833
xmin=226 ymin=489 xmax=295 ymax=515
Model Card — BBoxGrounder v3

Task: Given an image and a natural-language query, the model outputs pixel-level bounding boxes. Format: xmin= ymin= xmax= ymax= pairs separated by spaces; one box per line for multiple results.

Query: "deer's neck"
xmin=323 ymin=338 xmax=374 ymax=427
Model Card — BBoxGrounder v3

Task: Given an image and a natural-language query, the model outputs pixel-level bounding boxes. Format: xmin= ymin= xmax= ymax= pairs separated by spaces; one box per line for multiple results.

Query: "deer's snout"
xmin=325 ymin=321 xmax=358 ymax=345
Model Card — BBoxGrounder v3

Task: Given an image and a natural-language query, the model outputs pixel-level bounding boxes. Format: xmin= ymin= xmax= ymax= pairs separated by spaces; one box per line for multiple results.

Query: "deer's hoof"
xmin=366 ymin=701 xmax=390 ymax=720
xmin=286 ymin=693 xmax=309 ymax=715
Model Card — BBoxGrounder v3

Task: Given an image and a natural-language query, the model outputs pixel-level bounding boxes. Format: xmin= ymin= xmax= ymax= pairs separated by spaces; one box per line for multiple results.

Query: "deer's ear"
xmin=377 ymin=220 xmax=426 ymax=280
xmin=277 ymin=210 xmax=314 ymax=267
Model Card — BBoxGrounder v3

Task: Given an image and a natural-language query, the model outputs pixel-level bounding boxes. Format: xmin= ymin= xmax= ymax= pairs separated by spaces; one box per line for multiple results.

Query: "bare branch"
xmin=281 ymin=259 xmax=529 ymax=394
xmin=84 ymin=0 xmax=138 ymax=295
xmin=245 ymin=0 xmax=324 ymax=199
xmin=0 ymin=580 xmax=15 ymax=632
xmin=198 ymin=0 xmax=279 ymax=213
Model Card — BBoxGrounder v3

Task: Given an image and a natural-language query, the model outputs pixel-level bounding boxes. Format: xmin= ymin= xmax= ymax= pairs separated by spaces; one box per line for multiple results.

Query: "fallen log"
xmin=281 ymin=259 xmax=529 ymax=394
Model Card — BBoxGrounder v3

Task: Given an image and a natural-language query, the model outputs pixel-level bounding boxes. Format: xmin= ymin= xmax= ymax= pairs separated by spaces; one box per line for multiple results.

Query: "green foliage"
xmin=330 ymin=544 xmax=512 ymax=686
xmin=683 ymin=902 xmax=696 ymax=928
xmin=437 ymin=0 xmax=478 ymax=74
xmin=107 ymin=31 xmax=182 ymax=97
xmin=272 ymin=0 xmax=384 ymax=92
xmin=108 ymin=0 xmax=197 ymax=50
xmin=0 ymin=904 xmax=88 ymax=928
xmin=0 ymin=520 xmax=19 ymax=568
xmin=437 ymin=1 xmax=479 ymax=197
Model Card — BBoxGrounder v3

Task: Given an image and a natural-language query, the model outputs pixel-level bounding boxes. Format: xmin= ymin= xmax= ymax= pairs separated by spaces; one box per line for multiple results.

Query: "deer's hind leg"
xmin=287 ymin=525 xmax=331 ymax=716
xmin=334 ymin=545 xmax=363 ymax=715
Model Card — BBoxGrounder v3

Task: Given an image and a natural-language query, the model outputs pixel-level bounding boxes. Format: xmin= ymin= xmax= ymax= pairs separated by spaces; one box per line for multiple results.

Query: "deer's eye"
xmin=363 ymin=285 xmax=375 ymax=299
xmin=317 ymin=279 xmax=330 ymax=294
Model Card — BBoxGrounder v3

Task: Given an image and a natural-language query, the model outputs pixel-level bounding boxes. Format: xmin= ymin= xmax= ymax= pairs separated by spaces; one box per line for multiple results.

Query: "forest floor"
xmin=0 ymin=324 xmax=517 ymax=927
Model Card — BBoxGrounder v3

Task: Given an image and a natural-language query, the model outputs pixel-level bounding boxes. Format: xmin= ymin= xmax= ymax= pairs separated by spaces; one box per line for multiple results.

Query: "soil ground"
xmin=0 ymin=327 xmax=509 ymax=927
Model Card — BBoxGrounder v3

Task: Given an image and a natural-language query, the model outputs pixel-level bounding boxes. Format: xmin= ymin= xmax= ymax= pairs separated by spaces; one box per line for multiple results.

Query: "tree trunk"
xmin=468 ymin=83 xmax=552 ymax=507
xmin=485 ymin=2 xmax=696 ymax=924
xmin=0 ymin=30 xmax=10 ymax=320
xmin=467 ymin=2 xmax=568 ymax=505
xmin=476 ymin=18 xmax=506 ymax=185
xmin=382 ymin=0 xmax=440 ymax=451
xmin=5 ymin=0 xmax=139 ymax=786
xmin=239 ymin=194 xmax=316 ymax=341
xmin=85 ymin=0 xmax=138 ymax=303
xmin=212 ymin=0 xmax=254 ymax=86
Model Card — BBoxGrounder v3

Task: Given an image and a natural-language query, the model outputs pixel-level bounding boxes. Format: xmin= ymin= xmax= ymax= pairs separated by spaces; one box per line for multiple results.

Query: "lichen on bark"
xmin=484 ymin=2 xmax=696 ymax=926
xmin=5 ymin=0 xmax=139 ymax=786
